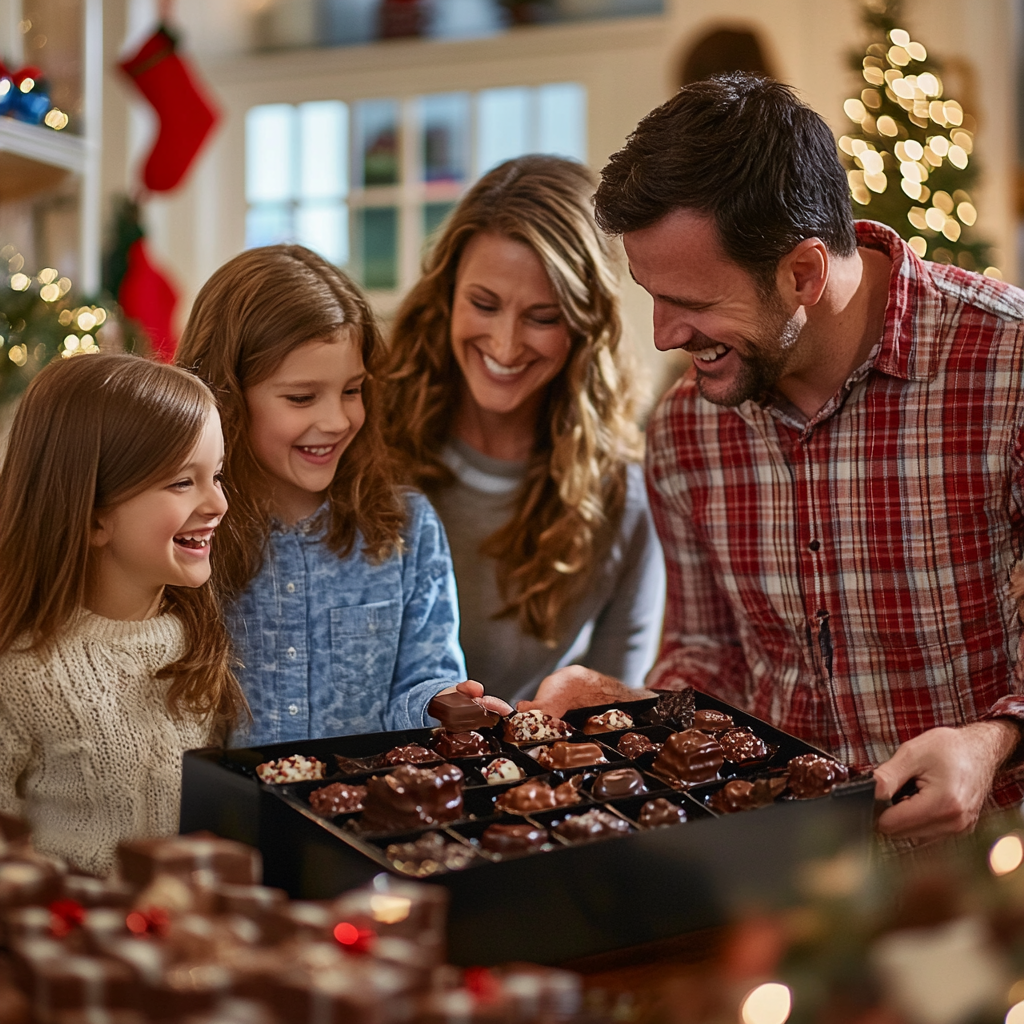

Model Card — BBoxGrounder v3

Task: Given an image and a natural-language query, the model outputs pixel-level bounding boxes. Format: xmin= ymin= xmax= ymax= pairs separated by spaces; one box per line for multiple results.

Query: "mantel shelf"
xmin=0 ymin=118 xmax=89 ymax=176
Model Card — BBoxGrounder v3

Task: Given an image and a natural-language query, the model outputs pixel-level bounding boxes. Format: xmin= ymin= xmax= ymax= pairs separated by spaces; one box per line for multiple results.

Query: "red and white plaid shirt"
xmin=646 ymin=221 xmax=1024 ymax=805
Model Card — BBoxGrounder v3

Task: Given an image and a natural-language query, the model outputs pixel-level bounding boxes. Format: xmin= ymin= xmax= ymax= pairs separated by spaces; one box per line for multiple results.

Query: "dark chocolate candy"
xmin=431 ymin=730 xmax=491 ymax=758
xmin=592 ymin=768 xmax=647 ymax=800
xmin=385 ymin=832 xmax=476 ymax=876
xmin=427 ymin=691 xmax=500 ymax=731
xmin=618 ymin=732 xmax=661 ymax=759
xmin=719 ymin=727 xmax=770 ymax=764
xmin=582 ymin=709 xmax=634 ymax=734
xmin=646 ymin=690 xmax=695 ymax=728
xmin=652 ymin=729 xmax=724 ymax=786
xmin=787 ymin=754 xmax=850 ymax=798
xmin=691 ymin=709 xmax=734 ymax=734
xmin=638 ymin=798 xmax=687 ymax=828
xmin=361 ymin=764 xmax=465 ymax=831
xmin=553 ymin=809 xmax=631 ymax=844
xmin=480 ymin=824 xmax=549 ymax=854
xmin=503 ymin=711 xmax=573 ymax=744
xmin=535 ymin=741 xmax=607 ymax=769
xmin=708 ymin=777 xmax=787 ymax=814
xmin=383 ymin=745 xmax=440 ymax=766
xmin=308 ymin=782 xmax=367 ymax=816
xmin=495 ymin=777 xmax=582 ymax=813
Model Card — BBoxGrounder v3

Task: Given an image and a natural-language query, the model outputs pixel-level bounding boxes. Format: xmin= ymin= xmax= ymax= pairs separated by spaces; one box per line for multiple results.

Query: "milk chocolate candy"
xmin=308 ymin=783 xmax=367 ymax=816
xmin=117 ymin=832 xmax=261 ymax=889
xmin=719 ymin=727 xmax=770 ymax=764
xmin=652 ymin=730 xmax=724 ymax=786
xmin=61 ymin=874 xmax=134 ymax=909
xmin=534 ymin=741 xmax=607 ymax=770
xmin=709 ymin=777 xmax=787 ymax=814
xmin=618 ymin=732 xmax=661 ymax=759
xmin=582 ymin=709 xmax=634 ymax=734
xmin=211 ymin=882 xmax=288 ymax=920
xmin=427 ymin=691 xmax=500 ymax=731
xmin=385 ymin=832 xmax=476 ymax=877
xmin=591 ymin=768 xmax=647 ymax=800
xmin=647 ymin=690 xmax=695 ymax=728
xmin=0 ymin=859 xmax=63 ymax=910
xmin=383 ymin=745 xmax=440 ymax=766
xmin=480 ymin=824 xmax=548 ymax=855
xmin=495 ymin=778 xmax=582 ymax=814
xmin=360 ymin=764 xmax=464 ymax=832
xmin=638 ymin=798 xmax=687 ymax=829
xmin=787 ymin=754 xmax=849 ymax=798
xmin=255 ymin=755 xmax=325 ymax=784
xmin=691 ymin=709 xmax=734 ymax=734
xmin=22 ymin=952 xmax=138 ymax=1018
xmin=503 ymin=711 xmax=573 ymax=744
xmin=431 ymin=731 xmax=491 ymax=758
xmin=552 ymin=809 xmax=631 ymax=844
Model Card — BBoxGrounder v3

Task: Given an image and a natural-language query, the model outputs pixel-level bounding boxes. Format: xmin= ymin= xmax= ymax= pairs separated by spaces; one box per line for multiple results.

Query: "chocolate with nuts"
xmin=385 ymin=831 xmax=476 ymax=876
xmin=503 ymin=711 xmax=573 ymax=744
xmin=383 ymin=745 xmax=440 ymax=766
xmin=496 ymin=777 xmax=582 ymax=813
xmin=481 ymin=824 xmax=549 ymax=855
xmin=719 ymin=727 xmax=770 ymax=764
xmin=638 ymin=798 xmax=687 ymax=829
xmin=582 ymin=709 xmax=634 ymax=734
xmin=618 ymin=732 xmax=661 ymax=759
xmin=360 ymin=764 xmax=464 ymax=831
xmin=708 ymin=777 xmax=787 ymax=814
xmin=787 ymin=754 xmax=849 ymax=798
xmin=691 ymin=709 xmax=734 ymax=734
xmin=553 ymin=809 xmax=631 ymax=844
xmin=308 ymin=782 xmax=366 ymax=817
xmin=652 ymin=729 xmax=724 ymax=786
xmin=255 ymin=755 xmax=325 ymax=784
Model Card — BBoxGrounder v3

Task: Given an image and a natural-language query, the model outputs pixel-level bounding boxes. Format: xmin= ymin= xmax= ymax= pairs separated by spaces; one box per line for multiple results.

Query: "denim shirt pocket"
xmin=328 ymin=600 xmax=402 ymax=725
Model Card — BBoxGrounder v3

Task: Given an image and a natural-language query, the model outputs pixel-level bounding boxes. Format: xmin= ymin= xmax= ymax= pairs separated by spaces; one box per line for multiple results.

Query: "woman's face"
xmin=449 ymin=232 xmax=573 ymax=426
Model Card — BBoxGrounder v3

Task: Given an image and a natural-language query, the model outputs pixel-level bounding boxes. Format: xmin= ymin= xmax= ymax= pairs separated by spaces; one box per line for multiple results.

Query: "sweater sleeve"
xmin=384 ymin=491 xmax=468 ymax=730
xmin=0 ymin=657 xmax=33 ymax=819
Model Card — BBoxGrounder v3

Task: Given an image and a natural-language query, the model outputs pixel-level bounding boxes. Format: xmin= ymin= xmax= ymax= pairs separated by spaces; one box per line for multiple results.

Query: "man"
xmin=522 ymin=74 xmax=1024 ymax=842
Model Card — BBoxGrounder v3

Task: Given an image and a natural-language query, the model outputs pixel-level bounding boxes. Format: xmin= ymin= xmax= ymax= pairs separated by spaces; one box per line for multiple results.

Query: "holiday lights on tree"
xmin=839 ymin=0 xmax=998 ymax=276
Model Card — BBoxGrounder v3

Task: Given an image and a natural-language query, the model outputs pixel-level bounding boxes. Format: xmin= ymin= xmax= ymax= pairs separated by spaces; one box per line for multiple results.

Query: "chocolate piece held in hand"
xmin=618 ymin=732 xmax=662 ymax=759
xmin=504 ymin=710 xmax=574 ymax=744
xmin=638 ymin=798 xmax=687 ymax=828
xmin=583 ymin=709 xmax=634 ymax=734
xmin=719 ymin=727 xmax=770 ymax=764
xmin=481 ymin=823 xmax=549 ymax=855
xmin=481 ymin=758 xmax=526 ymax=785
xmin=432 ymin=730 xmax=491 ymax=758
xmin=361 ymin=763 xmax=464 ymax=831
xmin=692 ymin=709 xmax=734 ymax=734
xmin=534 ymin=741 xmax=608 ymax=769
xmin=787 ymin=754 xmax=849 ymax=798
xmin=308 ymin=782 xmax=366 ymax=816
xmin=255 ymin=754 xmax=325 ymax=784
xmin=496 ymin=777 xmax=582 ymax=813
xmin=553 ymin=809 xmax=631 ymax=844
xmin=384 ymin=744 xmax=440 ymax=766
xmin=708 ymin=777 xmax=787 ymax=814
xmin=647 ymin=690 xmax=696 ymax=728
xmin=652 ymin=729 xmax=724 ymax=786
xmin=385 ymin=831 xmax=476 ymax=876
xmin=592 ymin=768 xmax=647 ymax=800
xmin=428 ymin=690 xmax=500 ymax=731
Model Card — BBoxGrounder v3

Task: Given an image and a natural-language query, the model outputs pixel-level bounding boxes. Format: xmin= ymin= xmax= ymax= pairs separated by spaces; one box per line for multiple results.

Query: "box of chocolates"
xmin=181 ymin=690 xmax=875 ymax=966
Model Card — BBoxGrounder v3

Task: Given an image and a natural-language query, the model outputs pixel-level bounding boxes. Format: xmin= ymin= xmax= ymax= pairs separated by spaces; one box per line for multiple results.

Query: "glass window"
xmin=537 ymin=83 xmax=587 ymax=163
xmin=357 ymin=100 xmax=401 ymax=186
xmin=299 ymin=101 xmax=349 ymax=199
xmin=246 ymin=105 xmax=295 ymax=203
xmin=421 ymin=93 xmax=470 ymax=183
xmin=246 ymin=204 xmax=293 ymax=249
xmin=358 ymin=207 xmax=398 ymax=289
xmin=297 ymin=202 xmax=348 ymax=266
xmin=476 ymin=87 xmax=531 ymax=174
xmin=424 ymin=201 xmax=456 ymax=243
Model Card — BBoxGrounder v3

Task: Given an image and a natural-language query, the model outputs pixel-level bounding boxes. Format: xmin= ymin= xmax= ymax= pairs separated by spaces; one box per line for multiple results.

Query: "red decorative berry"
xmin=48 ymin=899 xmax=85 ymax=938
xmin=333 ymin=920 xmax=375 ymax=955
xmin=463 ymin=966 xmax=501 ymax=1001
xmin=125 ymin=907 xmax=169 ymax=936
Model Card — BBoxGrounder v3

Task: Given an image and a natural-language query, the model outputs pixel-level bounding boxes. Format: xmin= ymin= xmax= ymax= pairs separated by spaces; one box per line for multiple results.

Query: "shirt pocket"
xmin=328 ymin=600 xmax=402 ymax=724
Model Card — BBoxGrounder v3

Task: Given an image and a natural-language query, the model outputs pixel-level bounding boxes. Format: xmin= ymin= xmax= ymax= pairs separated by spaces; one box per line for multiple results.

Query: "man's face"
xmin=623 ymin=208 xmax=805 ymax=407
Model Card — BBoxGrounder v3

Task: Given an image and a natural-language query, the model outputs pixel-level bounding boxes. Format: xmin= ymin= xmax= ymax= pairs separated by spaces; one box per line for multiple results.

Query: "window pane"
xmin=357 ymin=99 xmax=400 ymax=186
xmin=299 ymin=101 xmax=349 ymax=199
xmin=246 ymin=105 xmax=295 ymax=203
xmin=423 ymin=201 xmax=456 ymax=244
xmin=537 ymin=83 xmax=587 ymax=162
xmin=297 ymin=201 xmax=348 ymax=266
xmin=476 ymin=87 xmax=531 ymax=174
xmin=357 ymin=207 xmax=398 ymax=289
xmin=246 ymin=204 xmax=293 ymax=249
xmin=421 ymin=93 xmax=470 ymax=183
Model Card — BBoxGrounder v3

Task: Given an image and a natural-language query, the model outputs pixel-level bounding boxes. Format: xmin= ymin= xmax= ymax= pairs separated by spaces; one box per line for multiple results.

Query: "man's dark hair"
xmin=594 ymin=74 xmax=857 ymax=289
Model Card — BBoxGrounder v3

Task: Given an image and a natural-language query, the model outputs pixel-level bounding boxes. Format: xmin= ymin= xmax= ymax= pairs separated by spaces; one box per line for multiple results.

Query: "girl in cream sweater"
xmin=0 ymin=354 xmax=246 ymax=876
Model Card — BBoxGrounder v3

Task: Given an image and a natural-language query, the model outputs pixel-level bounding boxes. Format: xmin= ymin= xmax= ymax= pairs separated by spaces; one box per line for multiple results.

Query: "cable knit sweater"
xmin=0 ymin=610 xmax=212 ymax=877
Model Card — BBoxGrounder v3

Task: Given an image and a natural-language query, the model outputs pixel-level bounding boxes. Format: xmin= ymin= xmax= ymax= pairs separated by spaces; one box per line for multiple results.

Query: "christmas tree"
xmin=838 ymin=0 xmax=999 ymax=276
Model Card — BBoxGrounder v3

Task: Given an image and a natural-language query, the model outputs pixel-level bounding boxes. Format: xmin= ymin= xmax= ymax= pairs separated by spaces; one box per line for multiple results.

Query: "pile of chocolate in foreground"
xmin=255 ymin=691 xmax=853 ymax=879
xmin=0 ymin=813 xmax=599 ymax=1024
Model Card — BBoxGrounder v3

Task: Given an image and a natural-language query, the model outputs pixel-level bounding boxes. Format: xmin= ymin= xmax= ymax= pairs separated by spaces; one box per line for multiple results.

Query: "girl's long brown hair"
xmin=381 ymin=155 xmax=643 ymax=646
xmin=0 ymin=353 xmax=246 ymax=726
xmin=176 ymin=245 xmax=404 ymax=598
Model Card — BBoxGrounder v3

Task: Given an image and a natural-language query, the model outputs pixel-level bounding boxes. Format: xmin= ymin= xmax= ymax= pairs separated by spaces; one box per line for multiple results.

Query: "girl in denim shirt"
xmin=177 ymin=245 xmax=509 ymax=744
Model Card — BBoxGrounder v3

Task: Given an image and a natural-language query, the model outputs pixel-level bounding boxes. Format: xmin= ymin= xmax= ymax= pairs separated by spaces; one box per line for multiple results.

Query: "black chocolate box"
xmin=181 ymin=692 xmax=875 ymax=966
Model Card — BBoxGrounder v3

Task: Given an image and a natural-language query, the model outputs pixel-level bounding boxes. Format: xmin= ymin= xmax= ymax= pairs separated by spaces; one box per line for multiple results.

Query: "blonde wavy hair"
xmin=382 ymin=155 xmax=643 ymax=646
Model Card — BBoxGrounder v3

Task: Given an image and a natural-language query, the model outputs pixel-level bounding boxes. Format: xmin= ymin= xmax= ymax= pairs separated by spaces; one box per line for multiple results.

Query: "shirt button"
xmin=808 ymin=540 xmax=821 ymax=552
xmin=288 ymin=704 xmax=299 ymax=716
xmin=287 ymin=646 xmax=297 ymax=659
xmin=286 ymin=582 xmax=296 ymax=593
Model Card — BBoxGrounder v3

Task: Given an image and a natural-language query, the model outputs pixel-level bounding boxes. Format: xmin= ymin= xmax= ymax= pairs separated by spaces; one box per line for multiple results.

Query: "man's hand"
xmin=874 ymin=719 xmax=1021 ymax=842
xmin=445 ymin=680 xmax=514 ymax=717
xmin=516 ymin=665 xmax=656 ymax=718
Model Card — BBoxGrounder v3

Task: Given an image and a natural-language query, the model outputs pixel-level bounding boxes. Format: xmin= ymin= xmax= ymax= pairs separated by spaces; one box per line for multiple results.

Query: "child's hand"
xmin=451 ymin=679 xmax=514 ymax=717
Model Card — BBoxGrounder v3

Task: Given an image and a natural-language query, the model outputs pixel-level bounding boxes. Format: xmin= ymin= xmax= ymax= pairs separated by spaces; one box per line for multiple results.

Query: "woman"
xmin=382 ymin=155 xmax=665 ymax=704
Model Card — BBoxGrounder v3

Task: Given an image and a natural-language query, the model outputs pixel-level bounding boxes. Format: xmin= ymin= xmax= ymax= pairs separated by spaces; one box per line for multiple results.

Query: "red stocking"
xmin=119 ymin=239 xmax=179 ymax=362
xmin=119 ymin=26 xmax=219 ymax=193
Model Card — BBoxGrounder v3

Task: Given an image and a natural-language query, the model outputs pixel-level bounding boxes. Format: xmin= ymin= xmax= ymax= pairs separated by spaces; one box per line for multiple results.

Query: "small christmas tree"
xmin=839 ymin=0 xmax=999 ymax=276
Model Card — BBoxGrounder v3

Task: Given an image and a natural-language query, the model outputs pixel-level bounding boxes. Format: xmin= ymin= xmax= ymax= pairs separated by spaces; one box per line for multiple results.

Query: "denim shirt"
xmin=227 ymin=490 xmax=466 ymax=745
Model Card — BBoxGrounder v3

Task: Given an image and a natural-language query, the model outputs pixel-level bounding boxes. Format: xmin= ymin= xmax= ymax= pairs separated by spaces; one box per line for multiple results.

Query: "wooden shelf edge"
xmin=0 ymin=118 xmax=88 ymax=176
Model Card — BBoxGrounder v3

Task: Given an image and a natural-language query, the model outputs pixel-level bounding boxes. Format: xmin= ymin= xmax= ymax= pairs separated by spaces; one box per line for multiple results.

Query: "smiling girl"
xmin=0 ymin=354 xmax=245 ymax=876
xmin=177 ymin=245 xmax=505 ymax=745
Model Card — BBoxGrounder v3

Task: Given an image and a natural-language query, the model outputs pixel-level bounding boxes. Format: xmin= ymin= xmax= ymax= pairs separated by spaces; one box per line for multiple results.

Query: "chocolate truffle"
xmin=618 ymin=732 xmax=661 ymax=759
xmin=503 ymin=710 xmax=573 ymax=744
xmin=553 ymin=809 xmax=631 ymax=844
xmin=481 ymin=758 xmax=526 ymax=785
xmin=692 ymin=709 xmax=734 ymax=734
xmin=308 ymin=782 xmax=366 ymax=816
xmin=495 ymin=777 xmax=582 ymax=813
xmin=480 ymin=824 xmax=549 ymax=855
xmin=719 ymin=727 xmax=770 ymax=764
xmin=360 ymin=764 xmax=464 ymax=831
xmin=638 ymin=798 xmax=687 ymax=828
xmin=708 ymin=777 xmax=787 ymax=814
xmin=582 ymin=709 xmax=634 ymax=734
xmin=432 ymin=731 xmax=491 ymax=758
xmin=383 ymin=744 xmax=440 ymax=766
xmin=592 ymin=768 xmax=648 ymax=800
xmin=255 ymin=755 xmax=325 ymax=784
xmin=534 ymin=741 xmax=608 ymax=769
xmin=787 ymin=754 xmax=850 ymax=798
xmin=647 ymin=690 xmax=696 ymax=728
xmin=428 ymin=690 xmax=501 ymax=730
xmin=652 ymin=729 xmax=724 ymax=786
xmin=385 ymin=832 xmax=476 ymax=876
